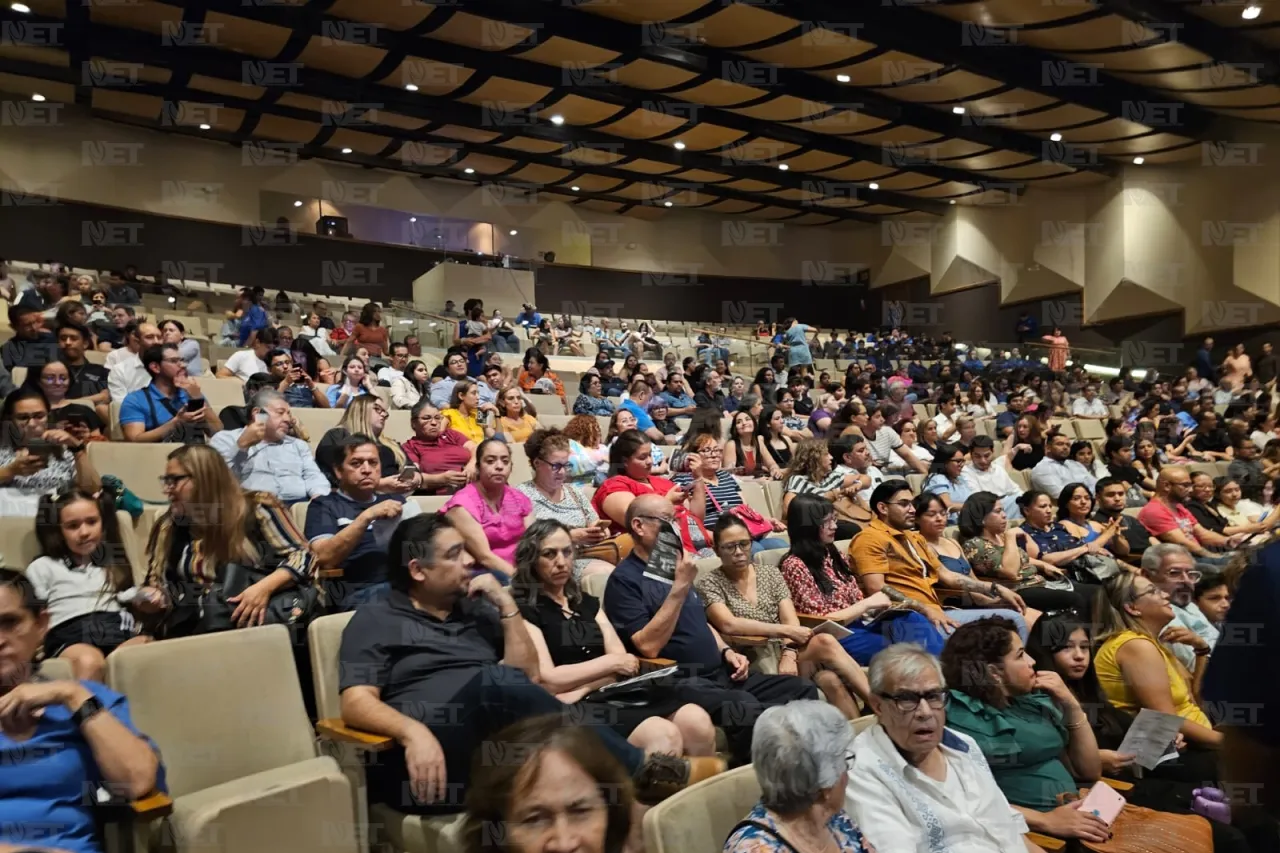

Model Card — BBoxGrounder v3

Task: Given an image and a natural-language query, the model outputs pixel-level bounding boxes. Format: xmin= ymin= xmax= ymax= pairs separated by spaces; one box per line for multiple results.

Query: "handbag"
xmin=705 ymin=489 xmax=775 ymax=539
xmin=159 ymin=562 xmax=322 ymax=639
xmin=1066 ymin=552 xmax=1122 ymax=583
xmin=1078 ymin=804 xmax=1213 ymax=853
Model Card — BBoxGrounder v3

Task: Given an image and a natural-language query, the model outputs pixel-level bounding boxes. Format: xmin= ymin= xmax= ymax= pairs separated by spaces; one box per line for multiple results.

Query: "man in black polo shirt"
xmin=56 ymin=322 xmax=109 ymax=407
xmin=1094 ymin=477 xmax=1150 ymax=559
xmin=338 ymin=513 xmax=716 ymax=815
xmin=693 ymin=369 xmax=726 ymax=411
xmin=1190 ymin=411 xmax=1232 ymax=462
xmin=603 ymin=494 xmax=818 ymax=764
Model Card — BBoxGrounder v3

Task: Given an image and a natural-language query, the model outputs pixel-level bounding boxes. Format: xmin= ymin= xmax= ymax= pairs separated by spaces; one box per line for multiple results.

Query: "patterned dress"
xmin=724 ymin=802 xmax=873 ymax=853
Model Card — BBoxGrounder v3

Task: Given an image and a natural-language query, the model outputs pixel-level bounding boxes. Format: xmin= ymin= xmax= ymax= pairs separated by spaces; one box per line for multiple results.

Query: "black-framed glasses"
xmin=878 ymin=690 xmax=949 ymax=713
xmin=636 ymin=514 xmax=674 ymax=526
xmin=885 ymin=499 xmax=914 ymax=508
xmin=718 ymin=540 xmax=751 ymax=553
xmin=159 ymin=474 xmax=191 ymax=488
xmin=536 ymin=459 xmax=569 ymax=473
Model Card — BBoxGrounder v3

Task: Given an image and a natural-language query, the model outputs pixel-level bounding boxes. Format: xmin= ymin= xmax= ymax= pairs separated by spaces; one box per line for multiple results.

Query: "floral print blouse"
xmin=779 ymin=551 xmax=864 ymax=616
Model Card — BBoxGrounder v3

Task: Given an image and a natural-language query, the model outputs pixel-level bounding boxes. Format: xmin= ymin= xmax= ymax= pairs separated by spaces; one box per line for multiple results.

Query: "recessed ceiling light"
xmin=549 ymin=114 xmax=565 ymax=125
xmin=293 ymin=200 xmax=303 ymax=208
xmin=673 ymin=141 xmax=686 ymax=150
xmin=664 ymin=201 xmax=673 ymax=207
xmin=404 ymin=83 xmax=419 ymax=92
xmin=198 ymin=123 xmax=211 ymax=130
xmin=949 ymin=199 xmax=957 ymax=204
xmin=509 ymin=229 xmax=518 ymax=236
xmin=1243 ymin=4 xmax=1261 ymax=19
xmin=836 ymin=74 xmax=851 ymax=83
xmin=10 ymin=3 xmax=30 ymax=12
xmin=464 ymin=167 xmax=475 ymax=174
xmin=1050 ymin=132 xmax=1063 ymax=142
xmin=30 ymin=93 xmax=45 ymax=102
xmin=952 ymin=106 xmax=966 ymax=115
xmin=868 ymin=182 xmax=879 ymax=190
xmin=778 ymin=164 xmax=789 ymax=171
xmin=409 ymin=217 xmax=417 ymax=223
xmin=1133 ymin=156 xmax=1145 ymax=165
xmin=571 ymin=185 xmax=580 ymax=191
xmin=341 ymin=147 xmax=352 ymax=154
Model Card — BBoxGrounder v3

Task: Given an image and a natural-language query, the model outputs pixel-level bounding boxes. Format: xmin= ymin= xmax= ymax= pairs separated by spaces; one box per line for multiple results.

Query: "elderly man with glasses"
xmin=847 ymin=644 xmax=1042 ymax=852
xmin=429 ymin=350 xmax=498 ymax=409
xmin=1141 ymin=543 xmax=1218 ymax=671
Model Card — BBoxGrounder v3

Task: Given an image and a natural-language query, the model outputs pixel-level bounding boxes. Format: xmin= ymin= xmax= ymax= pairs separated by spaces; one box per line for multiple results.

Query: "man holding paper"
xmin=602 ymin=494 xmax=818 ymax=765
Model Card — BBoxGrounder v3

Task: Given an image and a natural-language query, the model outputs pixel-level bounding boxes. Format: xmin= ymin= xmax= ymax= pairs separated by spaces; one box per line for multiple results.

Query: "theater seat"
xmin=308 ymin=613 xmax=465 ymax=853
xmin=642 ymin=765 xmax=760 ymax=853
xmin=87 ymin=442 xmax=186 ymax=503
xmin=0 ymin=516 xmax=42 ymax=567
xmin=106 ymin=626 xmax=358 ymax=853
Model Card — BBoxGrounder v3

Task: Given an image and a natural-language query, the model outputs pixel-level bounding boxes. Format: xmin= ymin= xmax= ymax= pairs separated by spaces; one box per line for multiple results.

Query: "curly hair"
xmin=562 ymin=414 xmax=601 ymax=448
xmin=938 ymin=616 xmax=1021 ymax=708
xmin=784 ymin=438 xmax=831 ymax=483
xmin=523 ymin=428 xmax=570 ymax=464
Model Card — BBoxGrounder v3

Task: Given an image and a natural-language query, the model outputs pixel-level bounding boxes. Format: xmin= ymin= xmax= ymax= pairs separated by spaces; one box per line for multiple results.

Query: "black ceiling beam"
xmin=193 ymin=0 xmax=1018 ymax=197
xmin=1092 ymin=0 xmax=1280 ymax=86
xmin=456 ymin=0 xmax=1115 ymax=176
xmin=63 ymin=0 xmax=89 ymax=107
xmin=5 ymin=10 xmax=947 ymax=215
xmin=0 ymin=55 xmax=873 ymax=225
xmin=766 ymin=0 xmax=1218 ymax=136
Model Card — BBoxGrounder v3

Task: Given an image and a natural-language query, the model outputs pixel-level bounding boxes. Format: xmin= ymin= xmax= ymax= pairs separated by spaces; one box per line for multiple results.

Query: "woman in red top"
xmin=722 ymin=410 xmax=762 ymax=477
xmin=400 ymin=400 xmax=476 ymax=495
xmin=777 ymin=494 xmax=944 ymax=664
xmin=347 ymin=302 xmax=388 ymax=359
xmin=590 ymin=429 xmax=699 ymax=536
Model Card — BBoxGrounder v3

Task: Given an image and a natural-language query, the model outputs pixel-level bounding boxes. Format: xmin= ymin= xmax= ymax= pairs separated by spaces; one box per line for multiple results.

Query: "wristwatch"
xmin=988 ymin=582 xmax=1000 ymax=597
xmin=71 ymin=695 xmax=105 ymax=727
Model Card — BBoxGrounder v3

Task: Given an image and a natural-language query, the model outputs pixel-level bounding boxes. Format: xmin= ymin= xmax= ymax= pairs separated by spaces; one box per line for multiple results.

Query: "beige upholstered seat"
xmin=106 ymin=626 xmax=358 ymax=853
xmin=87 ymin=442 xmax=186 ymax=503
xmin=309 ymin=614 xmax=465 ymax=853
xmin=642 ymin=765 xmax=760 ymax=853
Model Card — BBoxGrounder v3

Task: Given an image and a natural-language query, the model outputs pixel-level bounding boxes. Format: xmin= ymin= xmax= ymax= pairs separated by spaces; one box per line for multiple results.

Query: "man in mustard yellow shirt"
xmin=850 ymin=480 xmax=1029 ymax=639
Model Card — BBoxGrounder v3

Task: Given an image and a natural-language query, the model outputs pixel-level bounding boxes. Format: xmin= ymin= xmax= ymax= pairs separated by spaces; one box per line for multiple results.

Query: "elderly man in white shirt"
xmin=106 ymin=321 xmax=162 ymax=401
xmin=1030 ymin=429 xmax=1096 ymax=497
xmin=1069 ymin=384 xmax=1108 ymax=419
xmin=960 ymin=436 xmax=1023 ymax=520
xmin=209 ymin=389 xmax=331 ymax=504
xmin=1140 ymin=543 xmax=1219 ymax=671
xmin=847 ymin=645 xmax=1042 ymax=853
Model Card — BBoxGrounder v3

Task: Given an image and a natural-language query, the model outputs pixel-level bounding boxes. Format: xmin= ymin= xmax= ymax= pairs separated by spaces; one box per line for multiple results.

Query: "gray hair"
xmin=868 ymin=644 xmax=945 ymax=696
xmin=751 ymin=701 xmax=852 ymax=813
xmin=249 ymin=389 xmax=286 ymax=413
xmin=1141 ymin=542 xmax=1191 ymax=576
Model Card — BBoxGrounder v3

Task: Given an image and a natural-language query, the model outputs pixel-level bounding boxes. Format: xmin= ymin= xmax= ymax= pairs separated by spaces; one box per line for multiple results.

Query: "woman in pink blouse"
xmin=1042 ymin=327 xmax=1069 ymax=373
xmin=442 ymin=438 xmax=531 ymax=577
xmin=778 ymin=494 xmax=944 ymax=664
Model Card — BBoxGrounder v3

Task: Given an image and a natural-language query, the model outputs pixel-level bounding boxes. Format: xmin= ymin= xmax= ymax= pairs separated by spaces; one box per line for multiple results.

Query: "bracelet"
xmin=1194 ymin=646 xmax=1211 ymax=657
xmin=500 ymin=609 xmax=519 ymax=620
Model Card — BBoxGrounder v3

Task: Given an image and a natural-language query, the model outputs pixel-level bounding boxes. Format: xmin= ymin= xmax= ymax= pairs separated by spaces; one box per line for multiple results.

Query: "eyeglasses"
xmin=41 ymin=375 xmax=68 ymax=384
xmin=161 ymin=357 xmax=185 ymax=365
xmin=536 ymin=459 xmax=569 ymax=473
xmin=159 ymin=473 xmax=191 ymax=488
xmin=419 ymin=414 xmax=444 ymax=423
xmin=718 ymin=540 xmax=751 ymax=553
xmin=878 ymin=690 xmax=949 ymax=713
xmin=1164 ymin=569 xmax=1202 ymax=582
xmin=636 ymin=514 xmax=674 ymax=526
xmin=1132 ymin=586 xmax=1168 ymax=603
xmin=821 ymin=516 xmax=838 ymax=528
xmin=885 ymin=499 xmax=915 ymax=508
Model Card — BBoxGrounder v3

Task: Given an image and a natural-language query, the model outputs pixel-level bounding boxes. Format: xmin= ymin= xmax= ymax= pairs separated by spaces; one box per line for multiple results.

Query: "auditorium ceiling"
xmin=2 ymin=0 xmax=1279 ymax=223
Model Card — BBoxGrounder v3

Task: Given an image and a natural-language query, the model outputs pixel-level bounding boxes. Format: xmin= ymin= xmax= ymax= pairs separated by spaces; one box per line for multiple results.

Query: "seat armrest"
xmin=1026 ymin=831 xmax=1065 ymax=851
xmin=796 ymin=613 xmax=826 ymax=628
xmin=95 ymin=790 xmax=173 ymax=822
xmin=1102 ymin=777 xmax=1134 ymax=792
xmin=316 ymin=718 xmax=395 ymax=752
xmin=638 ymin=657 xmax=675 ymax=672
xmin=317 ymin=568 xmax=344 ymax=579
xmin=722 ymin=634 xmax=772 ymax=648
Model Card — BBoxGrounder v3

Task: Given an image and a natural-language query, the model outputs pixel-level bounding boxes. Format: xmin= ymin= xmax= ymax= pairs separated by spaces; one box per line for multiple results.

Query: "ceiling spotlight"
xmin=571 ymin=185 xmax=580 ymax=191
xmin=673 ymin=141 xmax=686 ymax=150
xmin=1050 ymin=132 xmax=1062 ymax=142
xmin=293 ymin=200 xmax=303 ymax=208
xmin=464 ymin=167 xmax=475 ymax=174
xmin=952 ymin=106 xmax=966 ymax=115
xmin=1243 ymin=4 xmax=1261 ymax=18
xmin=868 ymin=182 xmax=879 ymax=190
xmin=509 ymin=229 xmax=518 ymax=236
xmin=549 ymin=114 xmax=565 ymax=125
xmin=949 ymin=199 xmax=957 ymax=204
xmin=198 ymin=123 xmax=211 ymax=130
xmin=409 ymin=217 xmax=417 ymax=223
xmin=30 ymin=93 xmax=45 ymax=102
xmin=778 ymin=163 xmax=790 ymax=171
xmin=341 ymin=147 xmax=352 ymax=154
xmin=664 ymin=201 xmax=674 ymax=207
xmin=404 ymin=83 xmax=419 ymax=92
xmin=10 ymin=3 xmax=30 ymax=12
xmin=1133 ymin=156 xmax=1145 ymax=165
xmin=836 ymin=73 xmax=851 ymax=83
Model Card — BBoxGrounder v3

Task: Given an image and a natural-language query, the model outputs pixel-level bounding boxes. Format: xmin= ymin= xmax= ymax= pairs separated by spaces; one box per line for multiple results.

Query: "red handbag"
xmin=706 ymin=491 xmax=776 ymax=539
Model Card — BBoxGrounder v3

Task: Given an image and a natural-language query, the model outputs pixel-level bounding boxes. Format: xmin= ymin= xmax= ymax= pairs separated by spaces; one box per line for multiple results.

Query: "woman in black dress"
xmin=512 ymin=519 xmax=716 ymax=757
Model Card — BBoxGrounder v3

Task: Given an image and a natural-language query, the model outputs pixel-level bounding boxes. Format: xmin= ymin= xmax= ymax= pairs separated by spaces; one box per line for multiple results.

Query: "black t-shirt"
xmin=64 ymin=361 xmax=109 ymax=399
xmin=693 ymin=389 xmax=725 ymax=411
xmin=1107 ymin=463 xmax=1144 ymax=487
xmin=1193 ymin=429 xmax=1229 ymax=455
xmin=1255 ymin=354 xmax=1277 ymax=385
xmin=793 ymin=395 xmax=814 ymax=416
xmin=93 ymin=325 xmax=124 ymax=349
xmin=1094 ymin=509 xmax=1149 ymax=555
xmin=219 ymin=405 xmax=250 ymax=432
xmin=49 ymin=402 xmax=103 ymax=434
xmin=1187 ymin=500 xmax=1227 ymax=535
xmin=520 ymin=593 xmax=606 ymax=667
xmin=1011 ymin=441 xmax=1044 ymax=471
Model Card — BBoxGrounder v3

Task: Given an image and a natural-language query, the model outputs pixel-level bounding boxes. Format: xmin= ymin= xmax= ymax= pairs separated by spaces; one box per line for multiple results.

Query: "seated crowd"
xmin=1 ymin=277 xmax=1278 ymax=853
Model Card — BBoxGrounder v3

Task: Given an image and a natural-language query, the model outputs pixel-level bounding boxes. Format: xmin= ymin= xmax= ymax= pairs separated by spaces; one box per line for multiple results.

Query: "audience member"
xmin=119 ymin=344 xmax=220 ymax=443
xmin=315 ymin=396 xmax=408 ymax=489
xmin=495 ymin=385 xmax=538 ymax=443
xmin=592 ymin=429 xmax=690 ymax=535
xmin=675 ymin=432 xmax=787 ymax=554
xmin=2 ymin=304 xmax=58 ymax=370
xmin=159 ymin=319 xmax=203 ymax=376
xmin=0 ymin=387 xmax=101 ymax=516
xmin=442 ymin=438 xmax=531 ymax=578
xmin=217 ymin=326 xmax=277 ymax=382
xmin=516 ymin=430 xmax=616 ymax=580
xmin=56 ymin=322 xmax=109 ymax=405
xmin=376 ymin=341 xmax=410 ymax=384
xmin=347 ymin=302 xmax=388 ymax=358
xmin=266 ymin=348 xmax=328 ymax=410
xmin=390 ymin=360 xmax=430 ymax=410
xmin=1029 ymin=429 xmax=1097 ymax=495
xmin=209 ymin=389 xmax=328 ymax=504
xmin=518 ymin=349 xmax=568 ymax=413
xmin=106 ymin=321 xmax=163 ymax=401
xmin=1057 ymin=481 xmax=1131 ymax=560
xmin=325 ymin=354 xmax=377 ymax=408
xmin=1139 ymin=468 xmax=1239 ymax=570
xmin=1139 ymin=543 xmax=1218 ymax=672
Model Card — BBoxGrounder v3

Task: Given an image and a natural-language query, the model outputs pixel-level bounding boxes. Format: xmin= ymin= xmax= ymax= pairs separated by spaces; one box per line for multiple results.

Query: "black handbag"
xmin=160 ymin=562 xmax=322 ymax=639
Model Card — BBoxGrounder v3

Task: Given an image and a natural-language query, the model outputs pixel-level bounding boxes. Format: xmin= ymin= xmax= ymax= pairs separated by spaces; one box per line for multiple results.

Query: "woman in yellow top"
xmin=442 ymin=379 xmax=496 ymax=443
xmin=1093 ymin=572 xmax=1220 ymax=746
xmin=495 ymin=384 xmax=539 ymax=444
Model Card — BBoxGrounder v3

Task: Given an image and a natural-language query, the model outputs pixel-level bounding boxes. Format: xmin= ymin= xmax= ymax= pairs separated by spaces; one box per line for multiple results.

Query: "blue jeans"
xmin=838 ymin=611 xmax=945 ymax=665
xmin=750 ymin=537 xmax=789 ymax=555
xmin=947 ymin=607 xmax=1028 ymax=640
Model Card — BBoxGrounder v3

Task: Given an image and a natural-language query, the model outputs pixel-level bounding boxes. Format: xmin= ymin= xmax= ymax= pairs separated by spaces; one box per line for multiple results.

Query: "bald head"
xmin=135 ymin=322 xmax=162 ymax=352
xmin=626 ymin=493 xmax=675 ymax=550
xmin=1157 ymin=467 xmax=1192 ymax=503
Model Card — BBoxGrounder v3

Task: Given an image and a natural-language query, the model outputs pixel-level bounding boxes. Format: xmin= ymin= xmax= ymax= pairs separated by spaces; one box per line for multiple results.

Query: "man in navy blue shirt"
xmin=2 ymin=304 xmax=58 ymax=370
xmin=306 ymin=435 xmax=421 ymax=610
xmin=603 ymin=494 xmax=817 ymax=764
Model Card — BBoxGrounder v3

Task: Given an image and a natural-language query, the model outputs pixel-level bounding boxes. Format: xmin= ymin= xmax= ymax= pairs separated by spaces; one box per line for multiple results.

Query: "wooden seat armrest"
xmin=638 ymin=657 xmax=676 ymax=672
xmin=796 ymin=613 xmax=826 ymax=628
xmin=316 ymin=718 xmax=395 ymax=751
xmin=722 ymin=634 xmax=772 ymax=648
xmin=96 ymin=791 xmax=173 ymax=822
xmin=1102 ymin=777 xmax=1134 ymax=792
xmin=1026 ymin=831 xmax=1066 ymax=851
xmin=317 ymin=568 xmax=344 ymax=579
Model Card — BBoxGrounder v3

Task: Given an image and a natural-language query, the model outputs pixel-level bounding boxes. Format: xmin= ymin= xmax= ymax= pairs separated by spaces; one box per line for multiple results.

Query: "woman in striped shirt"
xmin=673 ymin=432 xmax=787 ymax=555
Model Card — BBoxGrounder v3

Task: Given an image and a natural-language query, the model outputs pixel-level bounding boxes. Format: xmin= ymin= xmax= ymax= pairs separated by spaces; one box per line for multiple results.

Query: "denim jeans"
xmin=750 ymin=537 xmax=790 ymax=555
xmin=837 ymin=610 xmax=945 ymax=664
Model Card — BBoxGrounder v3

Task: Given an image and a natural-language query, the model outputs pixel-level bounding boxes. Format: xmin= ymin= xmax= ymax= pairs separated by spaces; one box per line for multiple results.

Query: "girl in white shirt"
xmin=25 ymin=490 xmax=154 ymax=680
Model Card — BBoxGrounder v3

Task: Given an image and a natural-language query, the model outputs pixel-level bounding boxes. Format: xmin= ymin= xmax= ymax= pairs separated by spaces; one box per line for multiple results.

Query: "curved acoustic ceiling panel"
xmin=0 ymin=0 xmax=1271 ymax=223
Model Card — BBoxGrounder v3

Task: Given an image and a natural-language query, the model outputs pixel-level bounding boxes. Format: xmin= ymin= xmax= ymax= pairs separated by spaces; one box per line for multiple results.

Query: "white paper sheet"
xmin=1117 ymin=708 xmax=1186 ymax=770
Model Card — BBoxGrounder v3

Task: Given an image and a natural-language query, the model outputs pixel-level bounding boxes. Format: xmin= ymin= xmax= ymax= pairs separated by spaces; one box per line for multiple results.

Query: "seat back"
xmin=105 ymin=625 xmax=318 ymax=798
xmin=87 ymin=442 xmax=186 ymax=503
xmin=643 ymin=765 xmax=760 ymax=853
xmin=309 ymin=612 xmax=356 ymax=720
xmin=0 ymin=516 xmax=41 ymax=568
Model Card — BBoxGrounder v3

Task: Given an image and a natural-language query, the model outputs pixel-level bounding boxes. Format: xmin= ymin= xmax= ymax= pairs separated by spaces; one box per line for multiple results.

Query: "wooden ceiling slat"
xmin=200 ymin=12 xmax=292 ymax=59
xmin=190 ymin=74 xmax=264 ymax=100
xmin=674 ymin=79 xmax=776 ymax=109
xmin=541 ymin=93 xmax=626 ymax=126
xmin=929 ymin=0 xmax=1101 ymax=27
xmin=326 ymin=0 xmax=434 ymax=30
xmin=0 ymin=72 xmax=72 ymax=100
xmin=296 ymin=42 xmax=388 ymax=80
xmin=834 ymin=51 xmax=945 ymax=88
xmin=377 ymin=59 xmax=472 ymax=96
xmin=1057 ymin=42 xmax=1208 ymax=72
xmin=735 ymin=29 xmax=879 ymax=70
xmin=90 ymin=89 xmax=163 ymax=119
xmin=878 ymin=69 xmax=1009 ymax=103
xmin=610 ymin=59 xmax=701 ymax=91
xmin=0 ymin=44 xmax=68 ymax=68
xmin=576 ymin=0 xmax=718 ymax=25
xmin=454 ymin=77 xmax=552 ymax=111
xmin=515 ymin=36 xmax=620 ymax=69
xmin=782 ymin=109 xmax=890 ymax=136
xmin=429 ymin=11 xmax=536 ymax=51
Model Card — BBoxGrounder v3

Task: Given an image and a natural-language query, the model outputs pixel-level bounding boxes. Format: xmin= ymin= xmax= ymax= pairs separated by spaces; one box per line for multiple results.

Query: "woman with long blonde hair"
xmin=143 ymin=445 xmax=318 ymax=637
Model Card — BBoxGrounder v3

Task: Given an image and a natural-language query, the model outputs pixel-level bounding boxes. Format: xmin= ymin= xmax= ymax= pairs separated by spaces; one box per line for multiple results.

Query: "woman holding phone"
xmin=0 ymin=388 xmax=101 ymax=517
xmin=518 ymin=430 xmax=618 ymax=580
xmin=325 ymin=355 xmax=376 ymax=409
